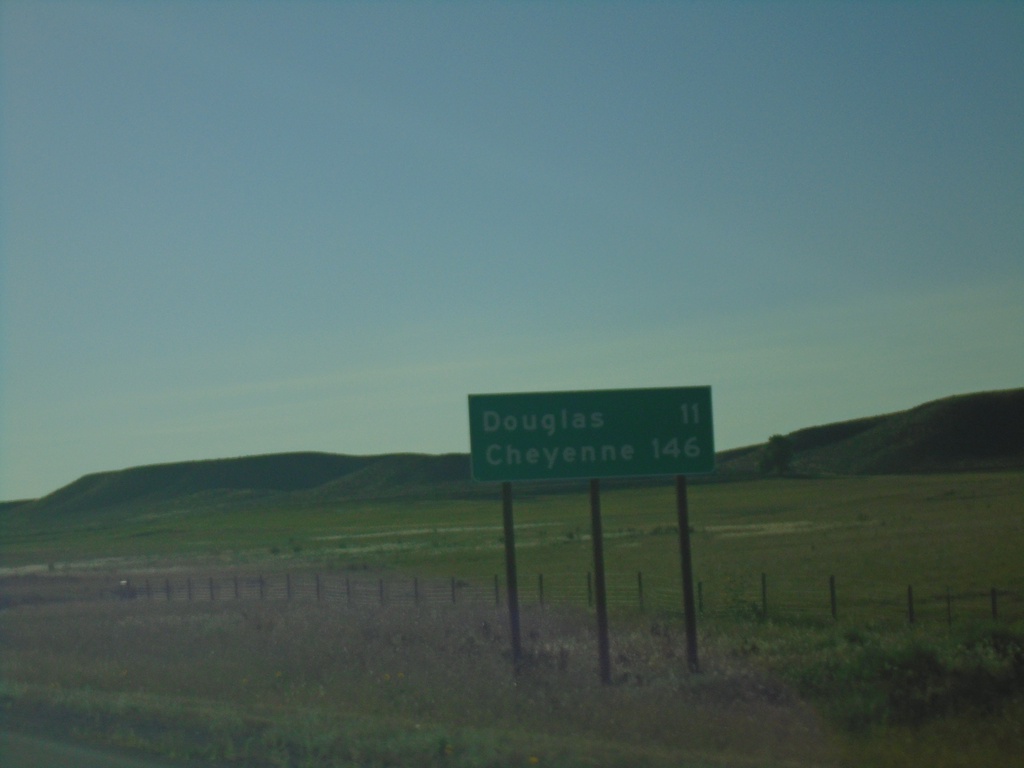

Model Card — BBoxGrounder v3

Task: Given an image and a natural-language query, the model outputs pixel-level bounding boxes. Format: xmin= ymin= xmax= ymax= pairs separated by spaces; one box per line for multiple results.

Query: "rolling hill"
xmin=23 ymin=452 xmax=475 ymax=517
xmin=717 ymin=388 xmax=1024 ymax=476
xmin=8 ymin=388 xmax=1023 ymax=519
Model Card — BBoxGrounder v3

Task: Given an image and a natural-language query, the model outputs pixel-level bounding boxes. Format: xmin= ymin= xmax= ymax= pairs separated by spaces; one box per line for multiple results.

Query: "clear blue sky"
xmin=2 ymin=1 xmax=1022 ymax=500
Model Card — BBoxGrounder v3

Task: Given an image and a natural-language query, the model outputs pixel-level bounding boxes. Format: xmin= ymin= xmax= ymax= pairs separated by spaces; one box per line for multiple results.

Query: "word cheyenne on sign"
xmin=481 ymin=408 xmax=633 ymax=470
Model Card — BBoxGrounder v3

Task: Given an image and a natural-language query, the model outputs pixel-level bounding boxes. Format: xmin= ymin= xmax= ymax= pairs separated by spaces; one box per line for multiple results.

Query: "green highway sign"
xmin=468 ymin=386 xmax=714 ymax=482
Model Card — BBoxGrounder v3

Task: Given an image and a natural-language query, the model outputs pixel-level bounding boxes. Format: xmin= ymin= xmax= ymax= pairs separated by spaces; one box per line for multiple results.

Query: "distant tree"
xmin=760 ymin=434 xmax=794 ymax=476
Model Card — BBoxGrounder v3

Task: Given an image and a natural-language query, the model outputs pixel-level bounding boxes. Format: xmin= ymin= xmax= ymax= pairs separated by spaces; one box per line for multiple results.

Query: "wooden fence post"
xmin=829 ymin=575 xmax=837 ymax=620
xmin=761 ymin=573 xmax=768 ymax=619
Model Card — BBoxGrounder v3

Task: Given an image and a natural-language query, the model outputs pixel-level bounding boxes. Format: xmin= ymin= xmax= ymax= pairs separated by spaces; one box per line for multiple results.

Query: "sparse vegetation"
xmin=0 ymin=597 xmax=835 ymax=767
xmin=2 ymin=589 xmax=1022 ymax=767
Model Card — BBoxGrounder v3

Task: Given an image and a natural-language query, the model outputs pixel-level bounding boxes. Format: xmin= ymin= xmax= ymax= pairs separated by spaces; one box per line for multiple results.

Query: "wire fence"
xmin=117 ymin=573 xmax=498 ymax=607
xmin=109 ymin=570 xmax=1024 ymax=628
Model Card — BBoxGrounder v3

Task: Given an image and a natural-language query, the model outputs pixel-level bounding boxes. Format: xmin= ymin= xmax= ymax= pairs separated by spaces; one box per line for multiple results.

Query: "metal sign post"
xmin=501 ymin=481 xmax=523 ymax=672
xmin=589 ymin=479 xmax=611 ymax=684
xmin=676 ymin=475 xmax=699 ymax=673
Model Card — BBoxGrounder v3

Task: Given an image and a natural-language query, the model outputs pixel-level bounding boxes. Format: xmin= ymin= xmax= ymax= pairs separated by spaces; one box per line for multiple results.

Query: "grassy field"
xmin=2 ymin=472 xmax=1023 ymax=766
xmin=6 ymin=473 xmax=1019 ymax=621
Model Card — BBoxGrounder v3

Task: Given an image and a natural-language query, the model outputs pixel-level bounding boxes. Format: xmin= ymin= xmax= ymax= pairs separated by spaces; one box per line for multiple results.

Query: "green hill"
xmin=9 ymin=388 xmax=1024 ymax=520
xmin=28 ymin=452 xmax=474 ymax=519
xmin=717 ymin=388 xmax=1024 ymax=476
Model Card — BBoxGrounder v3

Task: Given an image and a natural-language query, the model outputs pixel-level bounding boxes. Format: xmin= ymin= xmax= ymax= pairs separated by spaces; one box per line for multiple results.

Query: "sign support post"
xmin=676 ymin=475 xmax=699 ymax=673
xmin=589 ymin=478 xmax=612 ymax=684
xmin=501 ymin=481 xmax=523 ymax=672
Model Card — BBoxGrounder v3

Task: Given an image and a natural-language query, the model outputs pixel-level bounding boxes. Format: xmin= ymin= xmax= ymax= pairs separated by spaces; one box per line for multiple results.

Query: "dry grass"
xmin=1 ymin=585 xmax=839 ymax=767
xmin=3 ymin=570 xmax=1023 ymax=767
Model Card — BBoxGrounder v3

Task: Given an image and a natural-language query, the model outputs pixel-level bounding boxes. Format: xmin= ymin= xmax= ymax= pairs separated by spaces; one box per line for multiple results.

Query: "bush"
xmin=782 ymin=625 xmax=1024 ymax=730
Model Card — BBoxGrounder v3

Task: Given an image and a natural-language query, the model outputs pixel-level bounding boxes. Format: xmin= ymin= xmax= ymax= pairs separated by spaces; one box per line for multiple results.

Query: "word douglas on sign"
xmin=483 ymin=409 xmax=604 ymax=435
xmin=468 ymin=387 xmax=714 ymax=482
